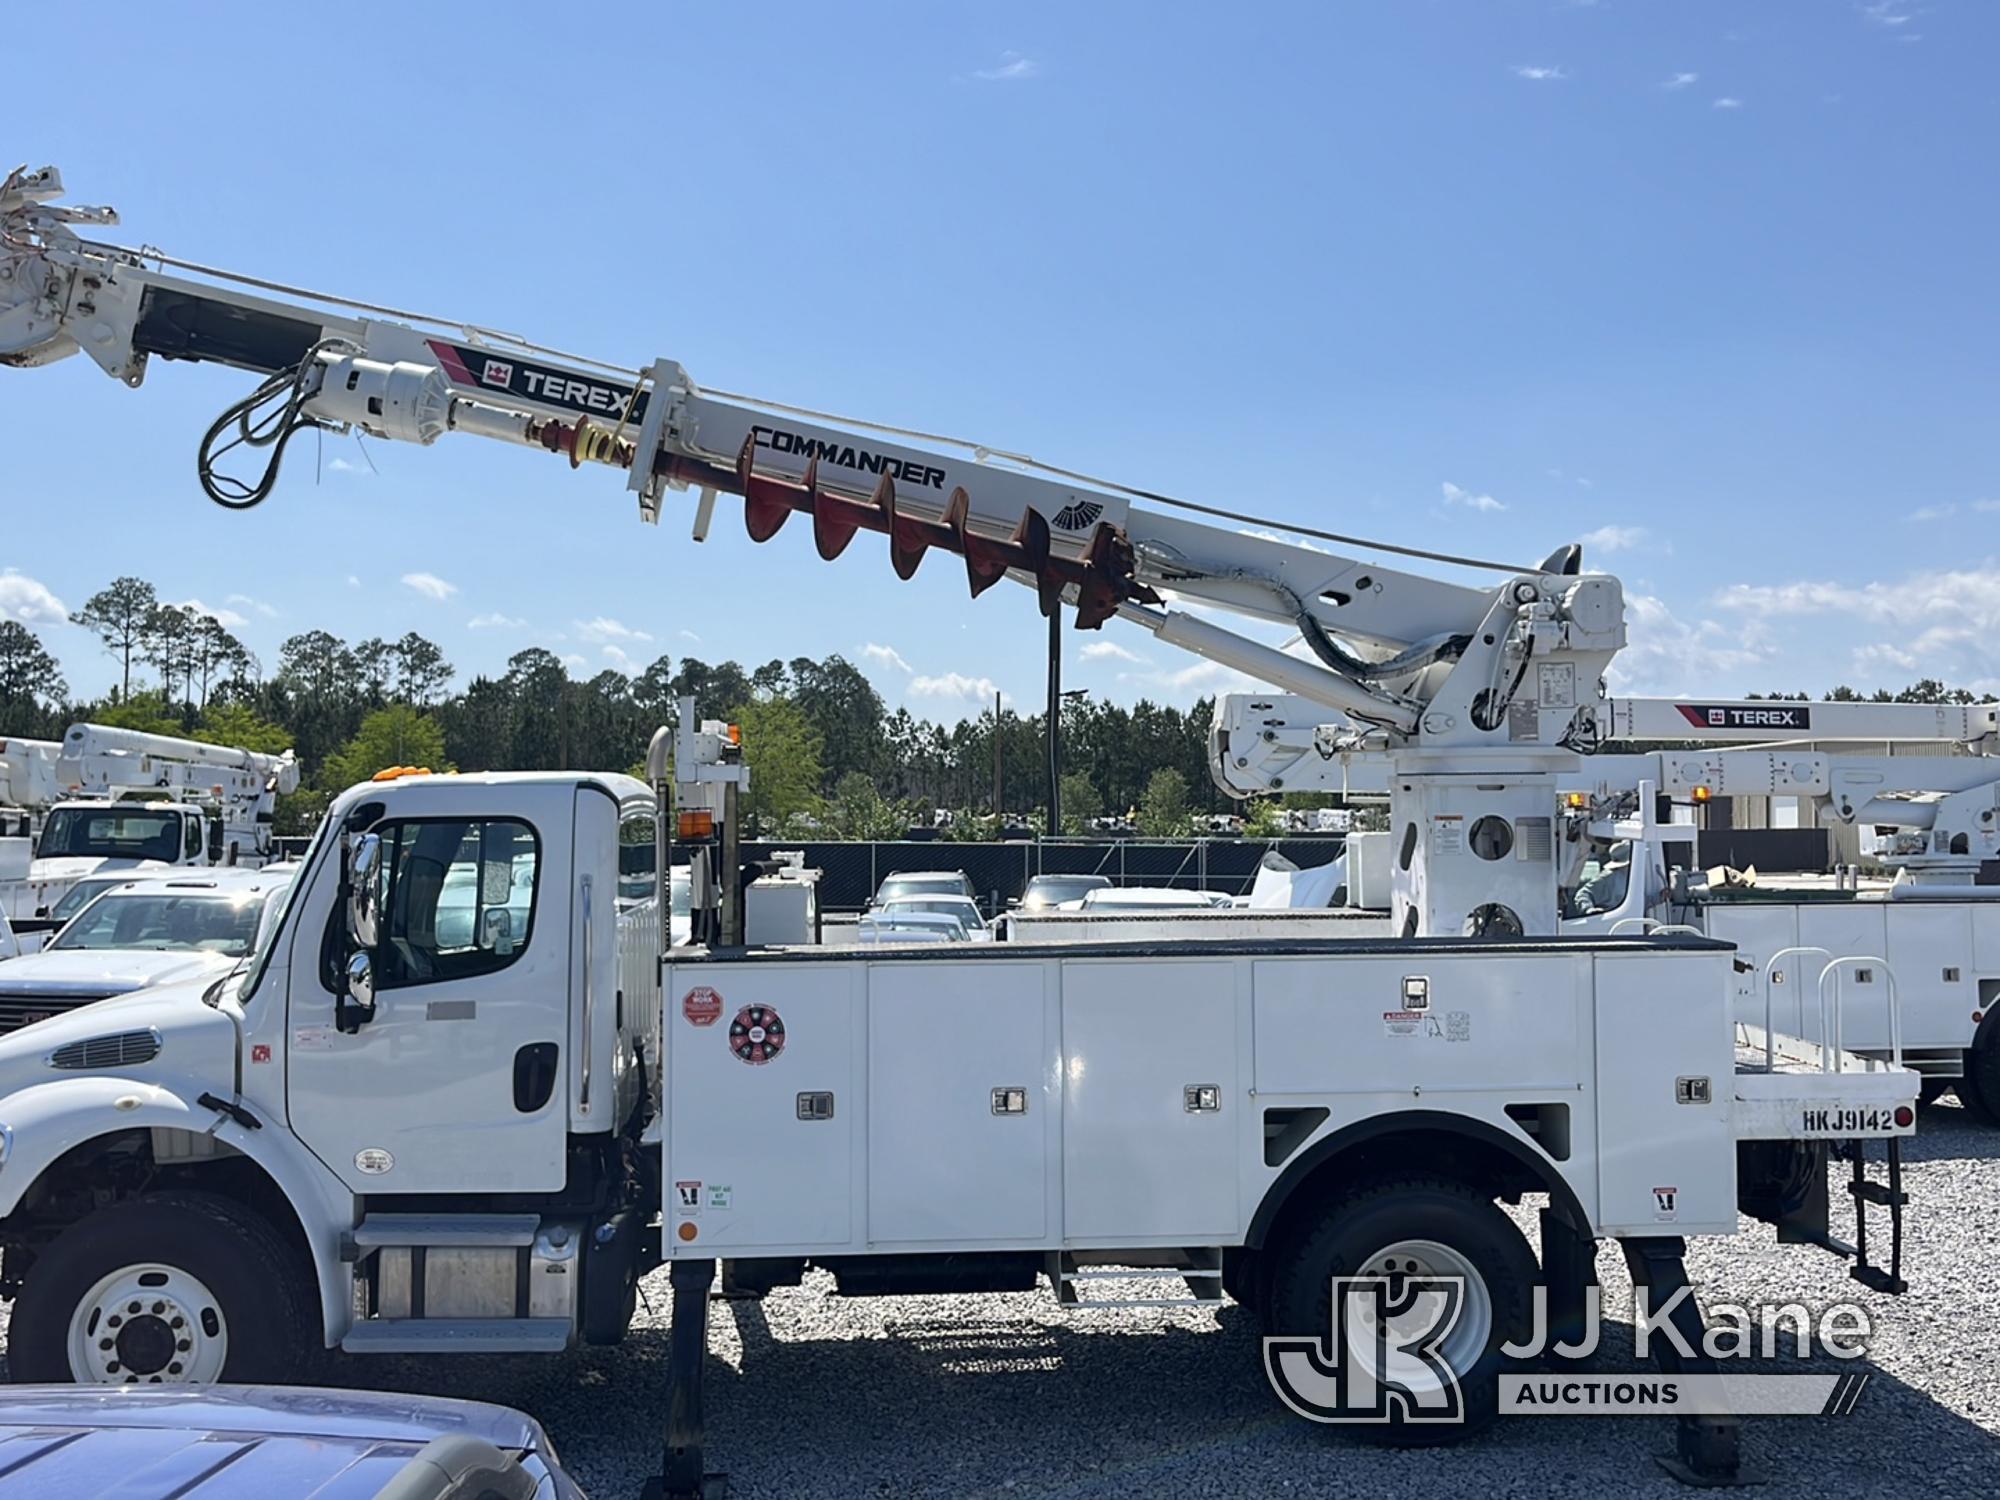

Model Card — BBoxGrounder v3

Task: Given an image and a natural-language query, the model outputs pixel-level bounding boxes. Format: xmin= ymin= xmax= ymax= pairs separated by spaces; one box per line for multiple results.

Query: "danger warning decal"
xmin=682 ymin=987 xmax=724 ymax=1027
xmin=1676 ymin=703 xmax=1811 ymax=732
xmin=729 ymin=1004 xmax=787 ymax=1065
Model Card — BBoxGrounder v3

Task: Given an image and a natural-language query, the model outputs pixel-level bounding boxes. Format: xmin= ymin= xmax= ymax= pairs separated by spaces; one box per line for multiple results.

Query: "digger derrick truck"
xmin=1212 ymin=690 xmax=2000 ymax=1115
xmin=0 ymin=161 xmax=1925 ymax=1494
xmin=0 ymin=722 xmax=300 ymax=941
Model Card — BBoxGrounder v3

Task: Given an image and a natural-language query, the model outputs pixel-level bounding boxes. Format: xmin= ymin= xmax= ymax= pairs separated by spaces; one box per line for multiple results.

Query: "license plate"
xmin=1798 ymin=1106 xmax=1904 ymax=1136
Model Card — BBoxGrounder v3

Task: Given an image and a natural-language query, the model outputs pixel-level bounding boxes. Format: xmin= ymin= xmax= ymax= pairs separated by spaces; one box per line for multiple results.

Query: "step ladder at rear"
xmin=1050 ymin=1249 xmax=1224 ymax=1309
xmin=1732 ymin=1025 xmax=1918 ymax=1141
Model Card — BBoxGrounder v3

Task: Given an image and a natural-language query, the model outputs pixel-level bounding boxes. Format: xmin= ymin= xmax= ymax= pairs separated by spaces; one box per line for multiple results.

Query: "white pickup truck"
xmin=0 ymin=768 xmax=1919 ymax=1493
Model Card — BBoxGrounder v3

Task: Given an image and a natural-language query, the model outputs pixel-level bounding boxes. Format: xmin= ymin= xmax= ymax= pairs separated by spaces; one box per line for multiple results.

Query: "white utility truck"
xmin=1215 ymin=691 xmax=2000 ymax=1115
xmin=0 ymin=160 xmax=1928 ymax=1494
xmin=0 ymin=723 xmax=300 ymax=938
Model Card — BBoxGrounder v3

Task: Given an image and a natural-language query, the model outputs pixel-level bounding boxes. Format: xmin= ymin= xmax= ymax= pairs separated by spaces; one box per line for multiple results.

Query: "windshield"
xmin=49 ymin=875 xmax=135 ymax=923
xmin=877 ymin=875 xmax=969 ymax=902
xmin=883 ymin=898 xmax=977 ymax=919
xmin=1021 ymin=876 xmax=1110 ymax=908
xmin=52 ymin=890 xmax=266 ymax=956
xmin=39 ymin=806 xmax=185 ymax=863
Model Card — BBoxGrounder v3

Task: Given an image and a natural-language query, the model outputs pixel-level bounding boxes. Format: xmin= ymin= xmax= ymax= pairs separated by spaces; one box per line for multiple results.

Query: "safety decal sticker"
xmin=250 ymin=1044 xmax=272 ymax=1064
xmin=683 ymin=986 xmax=724 ymax=1027
xmin=707 ymin=1184 xmax=733 ymax=1211
xmin=729 ymin=1004 xmax=787 ymax=1065
xmin=1653 ymin=1186 xmax=1679 ymax=1222
xmin=676 ymin=1181 xmax=702 ymax=1216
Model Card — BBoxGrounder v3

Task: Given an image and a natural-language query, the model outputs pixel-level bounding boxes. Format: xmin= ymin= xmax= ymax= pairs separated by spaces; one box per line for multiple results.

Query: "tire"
xmin=1958 ymin=1020 xmax=2000 ymax=1125
xmin=10 ymin=1191 xmax=317 ymax=1385
xmin=1264 ymin=1176 xmax=1537 ymax=1444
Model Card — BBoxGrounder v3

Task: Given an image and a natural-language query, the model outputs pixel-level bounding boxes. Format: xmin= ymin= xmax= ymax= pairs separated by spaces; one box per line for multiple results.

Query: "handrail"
xmin=1609 ymin=917 xmax=1705 ymax=937
xmin=1761 ymin=946 xmax=1833 ymax=1072
xmin=579 ymin=874 xmax=595 ymax=1115
xmin=1817 ymin=956 xmax=1902 ymax=1074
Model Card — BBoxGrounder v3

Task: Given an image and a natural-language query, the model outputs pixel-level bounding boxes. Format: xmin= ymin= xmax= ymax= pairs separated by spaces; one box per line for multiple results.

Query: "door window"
xmin=372 ymin=818 xmax=540 ymax=988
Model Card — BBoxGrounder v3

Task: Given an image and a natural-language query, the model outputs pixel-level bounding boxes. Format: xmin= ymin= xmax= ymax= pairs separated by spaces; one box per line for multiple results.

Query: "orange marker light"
xmin=726 ymin=723 xmax=742 ymax=746
xmin=677 ymin=1221 xmax=699 ymax=1242
xmin=1690 ymin=785 xmax=1712 ymax=804
xmin=678 ymin=810 xmax=715 ymax=839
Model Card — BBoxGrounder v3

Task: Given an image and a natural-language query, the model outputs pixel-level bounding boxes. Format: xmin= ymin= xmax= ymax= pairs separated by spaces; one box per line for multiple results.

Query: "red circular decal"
xmin=729 ymin=1004 xmax=786 ymax=1065
xmin=682 ymin=987 xmax=724 ymax=1027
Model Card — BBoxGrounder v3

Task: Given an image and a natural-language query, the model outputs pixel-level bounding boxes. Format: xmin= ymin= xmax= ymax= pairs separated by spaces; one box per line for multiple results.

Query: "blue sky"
xmin=6 ymin=0 xmax=1998 ymax=718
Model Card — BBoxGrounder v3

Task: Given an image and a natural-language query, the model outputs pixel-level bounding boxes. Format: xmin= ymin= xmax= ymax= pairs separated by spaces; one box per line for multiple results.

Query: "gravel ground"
xmin=2 ymin=1100 xmax=1993 ymax=1497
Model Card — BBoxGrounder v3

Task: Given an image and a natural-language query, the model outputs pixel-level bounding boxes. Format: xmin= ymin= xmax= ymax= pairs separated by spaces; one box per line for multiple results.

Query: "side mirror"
xmin=346 ymin=832 xmax=382 ymax=950
xmin=480 ymin=906 xmax=514 ymax=956
xmin=342 ymin=949 xmax=377 ymax=1028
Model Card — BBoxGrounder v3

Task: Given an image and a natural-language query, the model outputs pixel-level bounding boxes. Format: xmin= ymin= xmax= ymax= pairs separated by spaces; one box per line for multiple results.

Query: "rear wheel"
xmin=1264 ymin=1177 xmax=1536 ymax=1443
xmin=10 ymin=1192 xmax=316 ymax=1385
xmin=1957 ymin=1020 xmax=2000 ymax=1125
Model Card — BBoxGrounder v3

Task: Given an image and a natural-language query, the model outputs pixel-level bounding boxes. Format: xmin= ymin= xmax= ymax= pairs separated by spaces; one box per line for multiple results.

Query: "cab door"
xmin=285 ymin=782 xmax=575 ymax=1195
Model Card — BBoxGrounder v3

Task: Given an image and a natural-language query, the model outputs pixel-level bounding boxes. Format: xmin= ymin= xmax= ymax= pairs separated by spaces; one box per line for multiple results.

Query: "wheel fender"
xmin=0 ymin=1076 xmax=357 ymax=1345
xmin=1245 ymin=1107 xmax=1592 ymax=1250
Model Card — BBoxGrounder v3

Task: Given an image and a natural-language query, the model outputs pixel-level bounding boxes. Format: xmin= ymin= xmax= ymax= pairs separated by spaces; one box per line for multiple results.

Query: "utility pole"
xmin=993 ymin=688 xmax=1004 ymax=824
xmin=1046 ymin=609 xmax=1061 ymax=837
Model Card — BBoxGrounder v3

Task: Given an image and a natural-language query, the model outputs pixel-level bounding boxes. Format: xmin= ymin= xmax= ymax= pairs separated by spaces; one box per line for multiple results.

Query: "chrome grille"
xmin=49 ymin=1028 xmax=162 ymax=1071
xmin=0 ymin=995 xmax=114 ymax=1033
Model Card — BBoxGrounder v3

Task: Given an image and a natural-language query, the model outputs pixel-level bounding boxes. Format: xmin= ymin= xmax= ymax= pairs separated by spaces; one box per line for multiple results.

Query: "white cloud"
xmin=574 ymin=616 xmax=654 ymax=645
xmin=911 ymin=671 xmax=1008 ymax=704
xmin=601 ymin=644 xmax=637 ymax=671
xmin=1610 ymin=594 xmax=1769 ymax=695
xmin=1441 ymin=481 xmax=1505 ymax=514
xmin=346 ymin=575 xmax=362 ymax=588
xmin=177 ymin=597 xmax=248 ymax=629
xmin=1972 ymin=499 xmax=2000 ymax=513
xmin=1578 ymin=524 xmax=1652 ymax=554
xmin=561 ymin=653 xmax=586 ymax=671
xmin=1663 ymin=72 xmax=1699 ymax=90
xmin=1160 ymin=660 xmax=1262 ymax=695
xmin=1715 ymin=563 xmax=2000 ymax=684
xmin=1080 ymin=639 xmax=1146 ymax=663
xmin=0 ymin=569 xmax=68 ymax=625
xmin=1713 ymin=97 xmax=1743 ymax=110
xmin=468 ymin=612 xmax=527 ymax=630
xmin=1239 ymin=527 xmax=1333 ymax=555
xmin=862 ymin=642 xmax=912 ymax=673
xmin=401 ymin=571 xmax=459 ymax=601
xmin=327 ymin=456 xmax=368 ymax=475
xmin=973 ymin=51 xmax=1038 ymax=82
xmin=1907 ymin=504 xmax=1956 ymax=522
xmin=678 ymin=629 xmax=701 ymax=643
xmin=1860 ymin=1 xmax=1916 ymax=28
xmin=1513 ymin=65 xmax=1568 ymax=81
xmin=1853 ymin=641 xmax=1918 ymax=676
xmin=225 ymin=592 xmax=279 ymax=618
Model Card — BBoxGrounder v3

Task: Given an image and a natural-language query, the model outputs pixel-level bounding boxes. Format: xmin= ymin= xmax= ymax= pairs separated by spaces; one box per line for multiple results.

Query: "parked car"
xmin=1016 ymin=873 xmax=1113 ymax=910
xmin=870 ymin=870 xmax=978 ymax=907
xmin=0 ymin=867 xmax=296 ymax=1034
xmin=855 ymin=912 xmax=964 ymax=945
xmin=875 ymin=894 xmax=991 ymax=939
xmin=0 ymin=1384 xmax=583 ymax=1498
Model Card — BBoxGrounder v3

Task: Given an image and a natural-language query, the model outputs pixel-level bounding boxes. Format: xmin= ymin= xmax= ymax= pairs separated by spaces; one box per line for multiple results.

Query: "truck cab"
xmin=0 ymin=770 xmax=661 ymax=1382
xmin=5 ymin=798 xmax=212 ymax=926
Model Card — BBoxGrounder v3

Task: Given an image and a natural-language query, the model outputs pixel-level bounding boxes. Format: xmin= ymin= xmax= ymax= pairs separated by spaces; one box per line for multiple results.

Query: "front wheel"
xmin=1264 ymin=1177 xmax=1537 ymax=1443
xmin=10 ymin=1191 xmax=317 ymax=1385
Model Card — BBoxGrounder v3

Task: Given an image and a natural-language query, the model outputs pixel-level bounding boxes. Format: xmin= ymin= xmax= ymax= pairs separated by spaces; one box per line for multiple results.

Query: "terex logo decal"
xmin=428 ymin=341 xmax=646 ymax=423
xmin=1676 ymin=704 xmax=1812 ymax=732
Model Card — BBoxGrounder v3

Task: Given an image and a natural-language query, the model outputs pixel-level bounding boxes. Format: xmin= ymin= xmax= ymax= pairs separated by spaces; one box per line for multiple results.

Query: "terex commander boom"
xmin=3 ymin=162 xmax=1630 ymax=939
xmin=0 ymin=161 xmax=1923 ymax=1494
